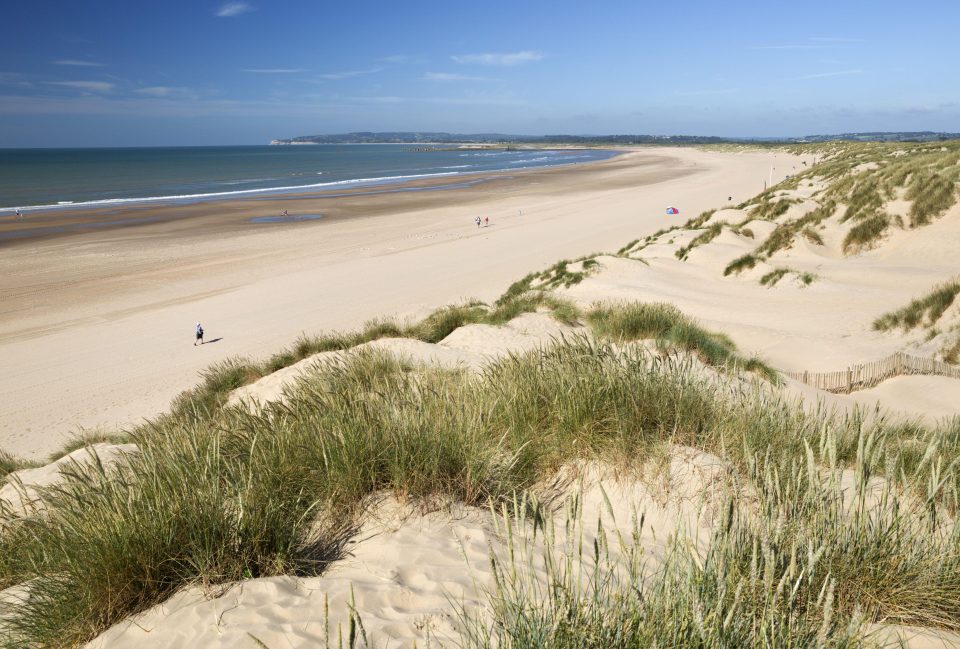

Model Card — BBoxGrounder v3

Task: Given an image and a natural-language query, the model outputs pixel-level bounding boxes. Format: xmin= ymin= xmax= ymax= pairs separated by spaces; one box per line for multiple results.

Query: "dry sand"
xmin=0 ymin=147 xmax=802 ymax=458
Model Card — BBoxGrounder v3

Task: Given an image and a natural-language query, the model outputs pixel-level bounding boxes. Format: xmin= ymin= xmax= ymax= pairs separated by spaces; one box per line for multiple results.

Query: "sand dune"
xmin=85 ymin=450 xmax=729 ymax=648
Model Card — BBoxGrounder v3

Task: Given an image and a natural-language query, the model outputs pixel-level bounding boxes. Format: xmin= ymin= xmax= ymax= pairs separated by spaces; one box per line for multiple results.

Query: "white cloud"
xmin=216 ymin=2 xmax=252 ymax=17
xmin=242 ymin=68 xmax=305 ymax=73
xmin=53 ymin=59 xmax=103 ymax=67
xmin=794 ymin=69 xmax=863 ymax=80
xmin=316 ymin=67 xmax=382 ymax=80
xmin=424 ymin=72 xmax=490 ymax=82
xmin=46 ymin=80 xmax=114 ymax=92
xmin=451 ymin=50 xmax=543 ymax=66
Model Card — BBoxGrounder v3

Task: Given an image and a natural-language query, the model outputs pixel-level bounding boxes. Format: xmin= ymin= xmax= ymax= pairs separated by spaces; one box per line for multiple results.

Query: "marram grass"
xmin=3 ymin=330 xmax=960 ymax=646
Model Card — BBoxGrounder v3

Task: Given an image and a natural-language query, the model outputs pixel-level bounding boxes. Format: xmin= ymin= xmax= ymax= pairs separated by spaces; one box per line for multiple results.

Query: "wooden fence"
xmin=786 ymin=351 xmax=960 ymax=393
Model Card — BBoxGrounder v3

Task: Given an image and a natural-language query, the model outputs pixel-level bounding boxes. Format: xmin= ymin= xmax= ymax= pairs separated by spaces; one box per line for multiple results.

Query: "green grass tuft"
xmin=1 ymin=449 xmax=40 ymax=481
xmin=723 ymin=254 xmax=760 ymax=276
xmin=907 ymin=171 xmax=958 ymax=227
xmin=760 ymin=268 xmax=790 ymax=286
xmin=842 ymin=213 xmax=890 ymax=254
xmin=873 ymin=280 xmax=960 ymax=331
xmin=586 ymin=302 xmax=778 ymax=382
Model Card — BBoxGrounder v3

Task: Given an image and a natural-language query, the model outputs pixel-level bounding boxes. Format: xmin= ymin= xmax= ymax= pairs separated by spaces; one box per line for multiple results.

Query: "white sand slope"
xmin=228 ymin=312 xmax=584 ymax=409
xmin=85 ymin=448 xmax=729 ymax=649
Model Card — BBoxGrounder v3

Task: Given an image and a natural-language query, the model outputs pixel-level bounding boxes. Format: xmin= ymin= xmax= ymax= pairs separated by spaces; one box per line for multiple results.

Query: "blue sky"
xmin=1 ymin=0 xmax=957 ymax=146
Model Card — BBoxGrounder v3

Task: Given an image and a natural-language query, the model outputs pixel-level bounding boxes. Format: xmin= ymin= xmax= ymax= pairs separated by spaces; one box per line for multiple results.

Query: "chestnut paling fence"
xmin=786 ymin=351 xmax=960 ymax=393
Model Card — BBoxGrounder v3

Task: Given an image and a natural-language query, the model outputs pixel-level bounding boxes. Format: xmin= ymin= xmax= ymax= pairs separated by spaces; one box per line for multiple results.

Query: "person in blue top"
xmin=195 ymin=322 xmax=204 ymax=346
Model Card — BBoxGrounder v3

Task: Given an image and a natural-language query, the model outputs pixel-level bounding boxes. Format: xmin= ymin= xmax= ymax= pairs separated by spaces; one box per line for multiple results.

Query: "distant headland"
xmin=270 ymin=131 xmax=960 ymax=146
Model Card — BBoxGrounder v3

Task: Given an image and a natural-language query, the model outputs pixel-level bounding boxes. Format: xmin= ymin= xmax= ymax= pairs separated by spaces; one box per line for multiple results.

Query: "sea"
xmin=0 ymin=145 xmax=619 ymax=213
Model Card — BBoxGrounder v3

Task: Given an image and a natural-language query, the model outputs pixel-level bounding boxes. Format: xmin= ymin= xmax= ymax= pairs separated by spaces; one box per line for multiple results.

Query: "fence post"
xmin=847 ymin=367 xmax=853 ymax=393
xmin=803 ymin=370 xmax=809 ymax=385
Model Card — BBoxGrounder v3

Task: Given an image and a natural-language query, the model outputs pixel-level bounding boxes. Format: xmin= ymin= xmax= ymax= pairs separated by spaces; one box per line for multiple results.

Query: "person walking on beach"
xmin=484 ymin=217 xmax=489 ymax=227
xmin=475 ymin=216 xmax=481 ymax=228
xmin=15 ymin=208 xmax=22 ymax=219
xmin=194 ymin=321 xmax=204 ymax=346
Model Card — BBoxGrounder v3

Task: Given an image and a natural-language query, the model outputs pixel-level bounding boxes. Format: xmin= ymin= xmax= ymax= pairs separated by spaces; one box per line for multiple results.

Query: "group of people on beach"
xmin=474 ymin=216 xmax=489 ymax=228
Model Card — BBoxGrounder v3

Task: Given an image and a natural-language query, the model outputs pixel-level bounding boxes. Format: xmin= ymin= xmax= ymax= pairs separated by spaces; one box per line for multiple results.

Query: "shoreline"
xmin=0 ymin=149 xmax=626 ymax=247
xmin=0 ymin=147 xmax=794 ymax=457
xmin=0 ymin=147 xmax=620 ymax=217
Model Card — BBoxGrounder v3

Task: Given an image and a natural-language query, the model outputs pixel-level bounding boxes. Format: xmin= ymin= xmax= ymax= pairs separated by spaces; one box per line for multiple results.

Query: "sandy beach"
xmin=0 ymin=147 xmax=800 ymax=457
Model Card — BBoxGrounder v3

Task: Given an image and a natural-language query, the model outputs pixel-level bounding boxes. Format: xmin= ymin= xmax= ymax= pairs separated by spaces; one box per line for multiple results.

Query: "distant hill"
xmin=270 ymin=131 xmax=960 ymax=146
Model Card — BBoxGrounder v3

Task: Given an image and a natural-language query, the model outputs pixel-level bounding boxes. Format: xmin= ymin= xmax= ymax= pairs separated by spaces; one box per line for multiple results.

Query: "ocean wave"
xmin=2 ymin=150 xmax=618 ymax=213
xmin=3 ymin=171 xmax=465 ymax=212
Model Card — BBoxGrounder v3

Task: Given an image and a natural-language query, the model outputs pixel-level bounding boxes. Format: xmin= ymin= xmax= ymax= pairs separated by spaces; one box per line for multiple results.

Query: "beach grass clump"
xmin=405 ymin=301 xmax=489 ymax=342
xmin=907 ymin=171 xmax=958 ymax=227
xmin=168 ymin=357 xmax=264 ymax=417
xmin=873 ymin=279 xmax=960 ymax=331
xmin=683 ymin=208 xmax=716 ymax=230
xmin=675 ymin=223 xmax=723 ymax=260
xmin=801 ymin=226 xmax=824 ymax=245
xmin=459 ymin=503 xmax=865 ymax=649
xmin=723 ymin=253 xmax=760 ymax=276
xmin=842 ymin=213 xmax=891 ymax=254
xmin=760 ymin=267 xmax=790 ymax=287
xmin=585 ymin=302 xmax=777 ymax=382
xmin=498 ymin=256 xmax=601 ymax=300
xmin=749 ymin=197 xmax=794 ymax=221
xmin=0 ymin=449 xmax=39 ymax=481
xmin=44 ymin=431 xmax=133 ymax=463
xmin=943 ymin=336 xmax=960 ymax=364
xmin=616 ymin=239 xmax=640 ymax=256
xmin=840 ymin=177 xmax=884 ymax=223
xmin=760 ymin=268 xmax=817 ymax=288
xmin=799 ymin=271 xmax=817 ymax=285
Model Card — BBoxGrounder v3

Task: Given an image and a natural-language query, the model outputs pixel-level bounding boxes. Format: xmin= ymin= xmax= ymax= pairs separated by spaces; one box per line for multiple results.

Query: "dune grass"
xmin=842 ymin=213 xmax=891 ymax=254
xmin=801 ymin=225 xmax=824 ymax=245
xmin=674 ymin=223 xmax=723 ymax=260
xmin=462 ymin=423 xmax=960 ymax=649
xmin=907 ymin=171 xmax=958 ymax=227
xmin=760 ymin=267 xmax=790 ymax=286
xmin=0 ymin=450 xmax=39 ymax=481
xmin=723 ymin=253 xmax=760 ymax=276
xmin=4 ymin=328 xmax=960 ymax=645
xmin=749 ymin=197 xmax=794 ymax=221
xmin=499 ymin=255 xmax=602 ymax=301
xmin=162 ymin=292 xmax=583 ymax=420
xmin=840 ymin=177 xmax=883 ymax=223
xmin=586 ymin=302 xmax=778 ymax=382
xmin=873 ymin=279 xmax=960 ymax=332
